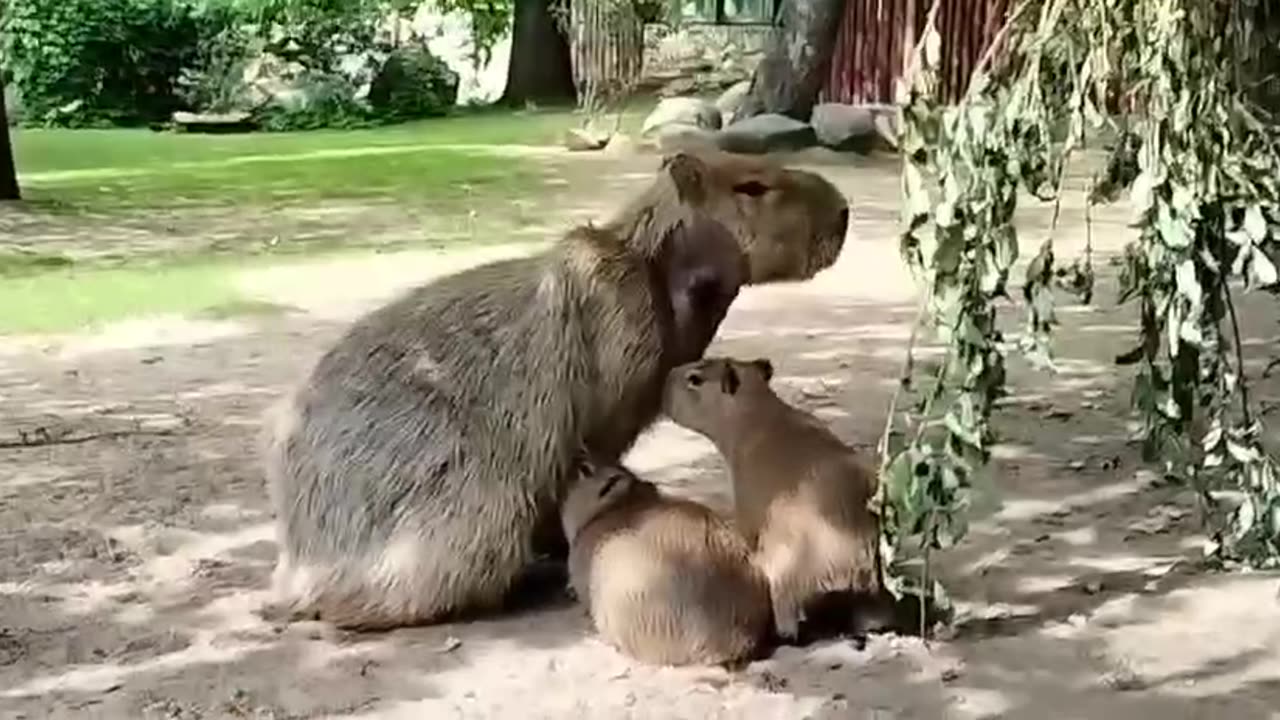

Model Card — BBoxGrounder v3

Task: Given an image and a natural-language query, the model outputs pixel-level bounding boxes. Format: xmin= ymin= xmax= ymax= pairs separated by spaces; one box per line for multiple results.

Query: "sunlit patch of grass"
xmin=17 ymin=145 xmax=529 ymax=212
xmin=10 ymin=104 xmax=656 ymax=214
xmin=0 ymin=250 xmax=76 ymax=276
xmin=0 ymin=261 xmax=245 ymax=334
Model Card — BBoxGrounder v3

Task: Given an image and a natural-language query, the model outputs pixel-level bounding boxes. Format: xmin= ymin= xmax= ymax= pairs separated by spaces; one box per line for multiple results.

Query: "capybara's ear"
xmin=750 ymin=358 xmax=774 ymax=382
xmin=720 ymin=362 xmax=740 ymax=395
xmin=571 ymin=449 xmax=595 ymax=478
xmin=661 ymin=152 xmax=708 ymax=205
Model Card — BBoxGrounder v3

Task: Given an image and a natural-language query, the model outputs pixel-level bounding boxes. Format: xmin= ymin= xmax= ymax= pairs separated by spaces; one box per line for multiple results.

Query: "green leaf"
xmin=1231 ymin=498 xmax=1256 ymax=543
xmin=1249 ymin=247 xmax=1278 ymax=288
xmin=903 ymin=162 xmax=932 ymax=220
xmin=993 ymin=227 xmax=1018 ymax=272
xmin=1175 ymin=259 xmax=1202 ymax=306
xmin=1157 ymin=203 xmax=1191 ymax=248
xmin=1130 ymin=171 xmax=1155 ymax=218
xmin=1244 ymin=205 xmax=1268 ymax=243
xmin=979 ymin=248 xmax=1003 ymax=295
xmin=1202 ymin=421 xmax=1223 ymax=451
xmin=923 ymin=24 xmax=942 ymax=69
xmin=1227 ymin=441 xmax=1260 ymax=464
xmin=1166 ymin=301 xmax=1183 ymax=357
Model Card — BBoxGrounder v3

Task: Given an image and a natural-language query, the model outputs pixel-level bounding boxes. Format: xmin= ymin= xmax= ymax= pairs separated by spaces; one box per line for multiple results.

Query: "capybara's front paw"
xmin=772 ymin=602 xmax=801 ymax=643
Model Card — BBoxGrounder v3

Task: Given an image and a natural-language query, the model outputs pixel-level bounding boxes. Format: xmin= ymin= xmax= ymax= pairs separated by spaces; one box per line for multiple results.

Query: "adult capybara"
xmin=264 ymin=150 xmax=849 ymax=629
xmin=562 ymin=457 xmax=771 ymax=666
xmin=662 ymin=357 xmax=889 ymax=642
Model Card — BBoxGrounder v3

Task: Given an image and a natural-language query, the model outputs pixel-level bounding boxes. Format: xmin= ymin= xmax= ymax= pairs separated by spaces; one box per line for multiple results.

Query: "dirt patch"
xmin=1 ymin=154 xmax=1279 ymax=719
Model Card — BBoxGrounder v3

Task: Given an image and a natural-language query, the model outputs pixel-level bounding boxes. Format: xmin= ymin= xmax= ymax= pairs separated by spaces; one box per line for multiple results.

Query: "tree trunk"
xmin=501 ymin=0 xmax=577 ymax=107
xmin=738 ymin=0 xmax=849 ymax=121
xmin=0 ymin=80 xmax=18 ymax=201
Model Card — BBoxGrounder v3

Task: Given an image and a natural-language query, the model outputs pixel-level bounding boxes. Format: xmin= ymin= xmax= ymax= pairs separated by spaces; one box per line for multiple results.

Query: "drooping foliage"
xmin=880 ymin=0 xmax=1280 ymax=620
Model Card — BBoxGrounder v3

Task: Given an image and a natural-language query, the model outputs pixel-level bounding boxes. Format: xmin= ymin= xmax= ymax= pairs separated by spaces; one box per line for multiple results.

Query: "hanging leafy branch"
xmin=877 ymin=0 xmax=1280 ymax=626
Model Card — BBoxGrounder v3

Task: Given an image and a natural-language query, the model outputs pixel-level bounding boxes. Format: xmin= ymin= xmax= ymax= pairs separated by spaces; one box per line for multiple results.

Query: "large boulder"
xmin=811 ymin=102 xmax=902 ymax=153
xmin=563 ymin=126 xmax=609 ymax=152
xmin=238 ymin=49 xmax=384 ymax=114
xmin=715 ymin=80 xmax=751 ymax=125
xmin=171 ymin=111 xmax=256 ymax=134
xmin=242 ymin=53 xmax=311 ymax=111
xmin=603 ymin=132 xmax=639 ymax=156
xmin=872 ymin=107 xmax=901 ymax=150
xmin=655 ymin=122 xmax=721 ymax=153
xmin=717 ymin=114 xmax=817 ymax=154
xmin=367 ymin=44 xmax=460 ymax=120
xmin=641 ymin=96 xmax=723 ymax=137
xmin=810 ymin=103 xmax=876 ymax=152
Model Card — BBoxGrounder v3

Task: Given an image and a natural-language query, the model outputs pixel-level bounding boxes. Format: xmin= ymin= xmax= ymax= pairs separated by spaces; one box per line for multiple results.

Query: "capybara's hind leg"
xmin=530 ymin=503 xmax=570 ymax=562
xmin=850 ymin=590 xmax=898 ymax=637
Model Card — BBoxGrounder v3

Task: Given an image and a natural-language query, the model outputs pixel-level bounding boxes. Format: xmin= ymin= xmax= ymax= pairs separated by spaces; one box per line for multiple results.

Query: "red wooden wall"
xmin=822 ymin=0 xmax=1011 ymax=105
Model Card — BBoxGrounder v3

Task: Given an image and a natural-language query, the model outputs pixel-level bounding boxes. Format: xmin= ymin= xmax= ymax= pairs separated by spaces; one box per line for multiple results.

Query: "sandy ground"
xmin=2 ymin=152 xmax=1280 ymax=719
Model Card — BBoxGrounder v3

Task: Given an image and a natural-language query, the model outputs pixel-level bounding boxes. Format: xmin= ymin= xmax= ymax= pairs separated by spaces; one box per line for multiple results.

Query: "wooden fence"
xmin=568 ymin=4 xmax=645 ymax=112
xmin=823 ymin=0 xmax=1011 ymax=105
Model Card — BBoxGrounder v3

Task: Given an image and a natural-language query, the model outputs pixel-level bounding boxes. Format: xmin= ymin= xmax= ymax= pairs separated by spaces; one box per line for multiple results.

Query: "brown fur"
xmin=661 ymin=357 xmax=888 ymax=642
xmin=562 ymin=458 xmax=771 ymax=666
xmin=263 ymin=151 xmax=848 ymax=630
xmin=604 ymin=148 xmax=849 ymax=285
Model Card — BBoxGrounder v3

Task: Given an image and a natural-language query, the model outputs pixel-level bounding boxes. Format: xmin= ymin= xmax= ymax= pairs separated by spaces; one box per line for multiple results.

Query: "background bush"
xmin=0 ymin=0 xmax=237 ymax=126
xmin=175 ymin=5 xmax=256 ymax=114
xmin=0 ymin=0 xmax=461 ymax=130
xmin=367 ymin=44 xmax=459 ymax=122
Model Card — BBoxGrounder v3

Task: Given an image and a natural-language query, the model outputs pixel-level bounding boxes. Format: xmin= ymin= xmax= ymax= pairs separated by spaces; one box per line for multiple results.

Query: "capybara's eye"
xmin=598 ymin=475 xmax=624 ymax=497
xmin=732 ymin=180 xmax=770 ymax=197
xmin=687 ymin=371 xmax=704 ymax=387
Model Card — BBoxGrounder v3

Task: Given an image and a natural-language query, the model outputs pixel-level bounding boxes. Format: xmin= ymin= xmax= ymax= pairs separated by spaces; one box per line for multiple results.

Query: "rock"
xmin=873 ymin=109 xmax=901 ymax=150
xmin=717 ymin=114 xmax=817 ymax=154
xmin=810 ymin=103 xmax=878 ymax=152
xmin=715 ymin=80 xmax=751 ymax=125
xmin=655 ymin=123 xmax=721 ymax=153
xmin=171 ymin=112 xmax=257 ymax=134
xmin=242 ymin=53 xmax=310 ymax=111
xmin=172 ymin=111 xmax=251 ymax=124
xmin=563 ymin=127 xmax=609 ymax=152
xmin=603 ymin=132 xmax=638 ymax=156
xmin=641 ymin=97 xmax=723 ymax=137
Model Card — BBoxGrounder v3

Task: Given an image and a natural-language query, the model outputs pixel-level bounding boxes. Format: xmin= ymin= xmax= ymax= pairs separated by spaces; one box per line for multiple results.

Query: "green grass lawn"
xmin=11 ymin=104 xmax=653 ymax=212
xmin=12 ymin=108 xmax=582 ymax=212
xmin=0 ymin=260 xmax=244 ymax=334
xmin=0 ymin=103 xmax=654 ymax=335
